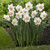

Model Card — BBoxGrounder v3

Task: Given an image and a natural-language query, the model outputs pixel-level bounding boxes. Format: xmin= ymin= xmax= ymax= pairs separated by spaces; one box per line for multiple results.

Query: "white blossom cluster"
xmin=4 ymin=2 xmax=47 ymax=26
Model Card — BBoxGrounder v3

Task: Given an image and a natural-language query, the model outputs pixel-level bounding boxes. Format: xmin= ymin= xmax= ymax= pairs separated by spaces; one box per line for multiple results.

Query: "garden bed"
xmin=5 ymin=27 xmax=50 ymax=46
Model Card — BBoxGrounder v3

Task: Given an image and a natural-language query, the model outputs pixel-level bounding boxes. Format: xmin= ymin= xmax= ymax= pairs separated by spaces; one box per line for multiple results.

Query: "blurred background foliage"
xmin=0 ymin=0 xmax=50 ymax=27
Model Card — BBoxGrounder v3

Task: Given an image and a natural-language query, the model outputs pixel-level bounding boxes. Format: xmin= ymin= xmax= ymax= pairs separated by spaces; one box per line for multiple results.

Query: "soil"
xmin=42 ymin=27 xmax=50 ymax=45
xmin=5 ymin=27 xmax=50 ymax=45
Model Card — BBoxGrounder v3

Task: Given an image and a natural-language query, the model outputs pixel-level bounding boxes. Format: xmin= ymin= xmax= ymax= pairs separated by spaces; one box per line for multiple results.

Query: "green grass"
xmin=0 ymin=27 xmax=15 ymax=48
xmin=0 ymin=45 xmax=50 ymax=50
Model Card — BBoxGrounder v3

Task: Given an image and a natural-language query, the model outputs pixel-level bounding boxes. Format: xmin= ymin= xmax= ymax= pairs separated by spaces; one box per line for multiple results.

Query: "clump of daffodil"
xmin=3 ymin=2 xmax=48 ymax=46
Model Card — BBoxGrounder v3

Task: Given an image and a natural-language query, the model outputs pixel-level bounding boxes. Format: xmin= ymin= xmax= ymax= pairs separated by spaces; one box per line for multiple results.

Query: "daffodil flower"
xmin=34 ymin=17 xmax=41 ymax=25
xmin=40 ymin=11 xmax=47 ymax=20
xmin=36 ymin=3 xmax=44 ymax=11
xmin=25 ymin=2 xmax=33 ymax=10
xmin=8 ymin=4 xmax=15 ymax=11
xmin=22 ymin=8 xmax=29 ymax=15
xmin=12 ymin=18 xmax=18 ymax=26
xmin=16 ymin=5 xmax=22 ymax=11
xmin=4 ymin=15 xmax=10 ymax=21
xmin=15 ymin=12 xmax=22 ymax=19
xmin=31 ymin=10 xmax=38 ymax=18
xmin=23 ymin=15 xmax=31 ymax=22
xmin=9 ymin=11 xmax=14 ymax=16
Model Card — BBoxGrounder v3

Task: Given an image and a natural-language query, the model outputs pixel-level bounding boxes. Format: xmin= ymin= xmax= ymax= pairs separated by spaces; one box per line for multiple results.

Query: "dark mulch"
xmin=42 ymin=27 xmax=50 ymax=45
